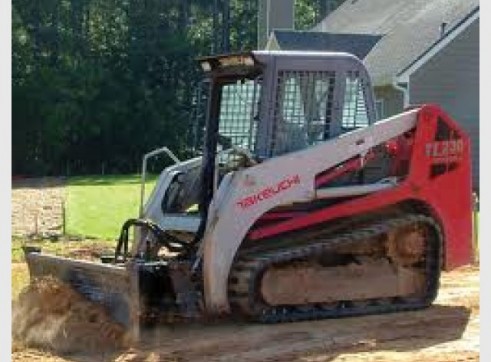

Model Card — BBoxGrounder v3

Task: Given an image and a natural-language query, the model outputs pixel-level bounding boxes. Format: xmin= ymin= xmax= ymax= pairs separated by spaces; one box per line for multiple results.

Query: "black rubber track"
xmin=228 ymin=214 xmax=442 ymax=323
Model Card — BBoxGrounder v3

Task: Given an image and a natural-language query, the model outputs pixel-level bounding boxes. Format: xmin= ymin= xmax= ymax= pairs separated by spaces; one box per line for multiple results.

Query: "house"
xmin=265 ymin=0 xmax=479 ymax=190
xmin=265 ymin=31 xmax=382 ymax=60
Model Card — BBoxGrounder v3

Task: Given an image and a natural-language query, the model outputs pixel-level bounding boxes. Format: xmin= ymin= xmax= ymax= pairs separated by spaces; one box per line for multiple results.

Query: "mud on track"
xmin=12 ymin=265 xmax=479 ymax=362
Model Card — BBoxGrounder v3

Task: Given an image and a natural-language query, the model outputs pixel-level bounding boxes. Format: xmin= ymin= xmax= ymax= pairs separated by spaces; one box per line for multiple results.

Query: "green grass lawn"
xmin=65 ymin=174 xmax=158 ymax=240
xmin=12 ymin=174 xmax=157 ymax=298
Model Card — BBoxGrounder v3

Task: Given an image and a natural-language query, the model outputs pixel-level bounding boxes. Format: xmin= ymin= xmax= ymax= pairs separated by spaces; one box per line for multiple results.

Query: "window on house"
xmin=375 ymin=99 xmax=385 ymax=120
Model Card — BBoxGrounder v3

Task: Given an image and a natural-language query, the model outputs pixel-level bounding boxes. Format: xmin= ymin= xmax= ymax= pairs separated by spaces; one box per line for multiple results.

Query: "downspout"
xmin=393 ymin=76 xmax=410 ymax=109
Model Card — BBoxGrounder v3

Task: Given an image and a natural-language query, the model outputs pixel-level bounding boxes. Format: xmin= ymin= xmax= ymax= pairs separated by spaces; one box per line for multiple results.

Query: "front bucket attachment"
xmin=23 ymin=248 xmax=141 ymax=342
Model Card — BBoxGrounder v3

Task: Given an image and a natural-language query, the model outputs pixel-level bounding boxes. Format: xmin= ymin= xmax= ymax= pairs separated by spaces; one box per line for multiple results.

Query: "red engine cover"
xmin=249 ymin=104 xmax=473 ymax=270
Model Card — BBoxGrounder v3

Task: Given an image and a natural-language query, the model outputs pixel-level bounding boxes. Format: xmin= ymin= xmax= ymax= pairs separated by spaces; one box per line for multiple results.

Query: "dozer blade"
xmin=23 ymin=248 xmax=141 ymax=341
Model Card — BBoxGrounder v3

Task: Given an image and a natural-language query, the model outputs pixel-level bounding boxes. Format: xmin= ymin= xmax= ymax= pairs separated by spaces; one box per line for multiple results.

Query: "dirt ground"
xmin=11 ymin=178 xmax=479 ymax=361
xmin=11 ymin=265 xmax=479 ymax=362
xmin=11 ymin=177 xmax=66 ymax=237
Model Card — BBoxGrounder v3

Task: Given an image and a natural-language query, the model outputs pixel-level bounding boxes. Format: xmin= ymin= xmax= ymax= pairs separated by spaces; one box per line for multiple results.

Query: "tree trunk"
xmin=222 ymin=0 xmax=230 ymax=53
xmin=212 ymin=0 xmax=219 ymax=53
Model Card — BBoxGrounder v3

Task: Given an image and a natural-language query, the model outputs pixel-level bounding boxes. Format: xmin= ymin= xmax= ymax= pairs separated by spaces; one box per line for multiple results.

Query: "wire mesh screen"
xmin=272 ymin=70 xmax=336 ymax=156
xmin=218 ymin=79 xmax=260 ymax=151
xmin=191 ymin=79 xmax=210 ymax=153
xmin=214 ymin=79 xmax=261 ymax=174
xmin=342 ymin=71 xmax=370 ymax=130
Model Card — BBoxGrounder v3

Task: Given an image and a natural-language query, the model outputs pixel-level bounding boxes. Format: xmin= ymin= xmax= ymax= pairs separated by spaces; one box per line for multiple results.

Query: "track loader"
xmin=24 ymin=51 xmax=473 ymax=340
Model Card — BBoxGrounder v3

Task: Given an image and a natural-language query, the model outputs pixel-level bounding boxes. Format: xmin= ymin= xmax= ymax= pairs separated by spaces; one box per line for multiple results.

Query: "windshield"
xmin=271 ymin=70 xmax=371 ymax=156
xmin=217 ymin=76 xmax=262 ymax=154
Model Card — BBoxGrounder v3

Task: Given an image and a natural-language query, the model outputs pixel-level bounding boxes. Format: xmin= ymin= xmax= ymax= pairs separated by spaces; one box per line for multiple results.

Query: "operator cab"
xmin=198 ymin=51 xmax=376 ymax=162
xmin=142 ymin=51 xmax=377 ymax=238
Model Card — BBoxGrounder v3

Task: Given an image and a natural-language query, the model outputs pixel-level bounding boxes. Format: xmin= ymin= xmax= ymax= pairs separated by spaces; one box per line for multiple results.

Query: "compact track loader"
xmin=24 ymin=51 xmax=473 ymax=340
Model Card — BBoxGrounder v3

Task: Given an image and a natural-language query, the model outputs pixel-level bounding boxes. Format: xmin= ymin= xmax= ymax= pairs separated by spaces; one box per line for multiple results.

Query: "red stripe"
xmin=248 ymin=186 xmax=404 ymax=240
xmin=314 ymin=152 xmax=376 ymax=188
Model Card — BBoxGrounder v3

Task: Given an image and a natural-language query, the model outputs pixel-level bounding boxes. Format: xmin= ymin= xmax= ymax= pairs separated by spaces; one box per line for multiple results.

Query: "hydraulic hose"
xmin=115 ymin=218 xmax=190 ymax=262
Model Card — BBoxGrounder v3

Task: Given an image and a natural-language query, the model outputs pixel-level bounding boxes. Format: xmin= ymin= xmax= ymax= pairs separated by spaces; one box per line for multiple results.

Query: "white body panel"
xmin=139 ymin=156 xmax=202 ymax=239
xmin=202 ymin=108 xmax=419 ymax=314
xmin=315 ymin=181 xmax=396 ymax=199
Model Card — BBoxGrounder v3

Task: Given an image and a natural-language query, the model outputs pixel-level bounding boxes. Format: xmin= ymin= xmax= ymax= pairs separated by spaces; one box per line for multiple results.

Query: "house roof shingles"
xmin=270 ymin=31 xmax=382 ymax=60
xmin=312 ymin=0 xmax=479 ymax=86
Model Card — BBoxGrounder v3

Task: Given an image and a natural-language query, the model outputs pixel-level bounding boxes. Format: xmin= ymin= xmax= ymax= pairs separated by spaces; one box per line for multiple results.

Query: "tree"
xmin=12 ymin=0 xmax=333 ymax=176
